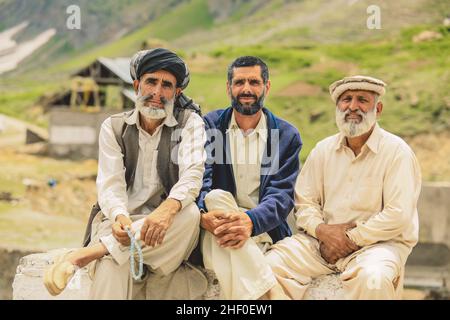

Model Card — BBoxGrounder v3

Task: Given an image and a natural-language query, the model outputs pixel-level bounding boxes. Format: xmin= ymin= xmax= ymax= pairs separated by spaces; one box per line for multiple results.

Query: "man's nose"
xmin=242 ymin=80 xmax=252 ymax=93
xmin=150 ymin=84 xmax=163 ymax=99
xmin=348 ymin=98 xmax=359 ymax=111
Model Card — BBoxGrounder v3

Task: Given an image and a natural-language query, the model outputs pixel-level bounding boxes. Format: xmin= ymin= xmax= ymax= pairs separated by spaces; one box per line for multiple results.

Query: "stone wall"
xmin=417 ymin=182 xmax=450 ymax=247
xmin=12 ymin=250 xmax=345 ymax=300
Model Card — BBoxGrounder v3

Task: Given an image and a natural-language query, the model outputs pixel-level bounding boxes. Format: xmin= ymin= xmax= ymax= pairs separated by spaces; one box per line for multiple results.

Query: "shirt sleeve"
xmin=346 ymin=145 xmax=422 ymax=247
xmin=96 ymin=118 xmax=129 ymax=223
xmin=196 ymin=117 xmax=215 ymax=211
xmin=168 ymin=112 xmax=207 ymax=209
xmin=295 ymin=146 xmax=326 ymax=239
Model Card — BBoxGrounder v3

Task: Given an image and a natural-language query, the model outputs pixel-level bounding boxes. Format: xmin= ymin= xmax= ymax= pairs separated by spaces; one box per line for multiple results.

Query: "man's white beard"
xmin=335 ymin=105 xmax=377 ymax=138
xmin=135 ymin=90 xmax=174 ymax=120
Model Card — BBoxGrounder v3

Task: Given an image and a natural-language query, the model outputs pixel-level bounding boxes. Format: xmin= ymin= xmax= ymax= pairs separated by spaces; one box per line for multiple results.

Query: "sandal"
xmin=43 ymin=249 xmax=77 ymax=296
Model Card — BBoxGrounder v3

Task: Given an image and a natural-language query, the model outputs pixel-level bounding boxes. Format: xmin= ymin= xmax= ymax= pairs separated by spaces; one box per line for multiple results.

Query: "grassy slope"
xmin=1 ymin=0 xmax=449 ymax=164
xmin=0 ymin=0 xmax=214 ymax=125
xmin=183 ymin=25 xmax=450 ymax=160
xmin=52 ymin=0 xmax=214 ymax=73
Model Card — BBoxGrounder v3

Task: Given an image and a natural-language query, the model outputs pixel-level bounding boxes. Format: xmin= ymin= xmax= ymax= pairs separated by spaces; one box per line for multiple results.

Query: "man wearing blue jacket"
xmin=197 ymin=56 xmax=302 ymax=299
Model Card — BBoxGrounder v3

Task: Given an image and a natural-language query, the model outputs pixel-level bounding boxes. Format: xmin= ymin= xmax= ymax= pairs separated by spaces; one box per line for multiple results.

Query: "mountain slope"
xmin=0 ymin=0 xmax=448 ymax=179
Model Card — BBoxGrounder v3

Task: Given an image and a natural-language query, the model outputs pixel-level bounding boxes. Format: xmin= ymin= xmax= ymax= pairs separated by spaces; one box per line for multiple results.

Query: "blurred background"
xmin=0 ymin=0 xmax=449 ymax=299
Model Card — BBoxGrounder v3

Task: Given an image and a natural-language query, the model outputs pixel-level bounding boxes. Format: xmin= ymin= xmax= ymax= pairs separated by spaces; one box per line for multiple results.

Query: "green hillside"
xmin=1 ymin=0 xmax=449 ymax=172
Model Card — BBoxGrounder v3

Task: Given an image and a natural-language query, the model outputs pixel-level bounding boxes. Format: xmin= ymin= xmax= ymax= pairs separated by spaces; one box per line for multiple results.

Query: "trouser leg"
xmin=201 ymin=189 xmax=276 ymax=300
xmin=265 ymin=232 xmax=335 ymax=299
xmin=89 ymin=203 xmax=201 ymax=299
xmin=337 ymin=242 xmax=406 ymax=300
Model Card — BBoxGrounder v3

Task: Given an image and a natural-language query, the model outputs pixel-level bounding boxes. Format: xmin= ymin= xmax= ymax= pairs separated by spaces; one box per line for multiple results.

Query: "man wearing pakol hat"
xmin=264 ymin=75 xmax=421 ymax=299
xmin=43 ymin=48 xmax=207 ymax=299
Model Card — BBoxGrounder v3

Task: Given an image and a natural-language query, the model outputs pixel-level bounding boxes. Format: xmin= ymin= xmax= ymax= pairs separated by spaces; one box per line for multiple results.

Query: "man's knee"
xmin=347 ymin=262 xmax=398 ymax=291
xmin=178 ymin=202 xmax=201 ymax=227
xmin=204 ymin=189 xmax=233 ymax=209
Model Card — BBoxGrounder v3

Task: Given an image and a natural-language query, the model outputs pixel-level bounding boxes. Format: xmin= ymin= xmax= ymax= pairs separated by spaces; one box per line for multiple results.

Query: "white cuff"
xmin=303 ymin=217 xmax=325 ymax=239
xmin=110 ymin=206 xmax=129 ymax=223
xmin=168 ymin=191 xmax=192 ymax=210
xmin=100 ymin=219 xmax=146 ymax=266
xmin=346 ymin=226 xmax=365 ymax=247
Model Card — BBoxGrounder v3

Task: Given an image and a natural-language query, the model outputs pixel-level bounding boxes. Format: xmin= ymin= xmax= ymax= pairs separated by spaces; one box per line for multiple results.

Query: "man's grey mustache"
xmin=137 ymin=94 xmax=167 ymax=104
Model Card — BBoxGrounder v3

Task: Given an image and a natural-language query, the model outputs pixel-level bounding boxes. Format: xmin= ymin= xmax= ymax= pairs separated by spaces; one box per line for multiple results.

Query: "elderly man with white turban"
xmin=43 ymin=48 xmax=207 ymax=299
xmin=264 ymin=75 xmax=422 ymax=299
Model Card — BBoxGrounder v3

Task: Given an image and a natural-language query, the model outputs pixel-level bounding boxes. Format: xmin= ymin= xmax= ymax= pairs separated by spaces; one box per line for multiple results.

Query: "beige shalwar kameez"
xmin=265 ymin=123 xmax=421 ymax=299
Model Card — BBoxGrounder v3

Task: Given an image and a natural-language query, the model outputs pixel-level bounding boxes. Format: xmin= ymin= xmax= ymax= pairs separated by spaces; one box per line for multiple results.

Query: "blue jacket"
xmin=197 ymin=107 xmax=302 ymax=243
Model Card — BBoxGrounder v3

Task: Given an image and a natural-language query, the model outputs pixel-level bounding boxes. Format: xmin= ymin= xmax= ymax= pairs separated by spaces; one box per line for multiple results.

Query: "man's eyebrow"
xmin=162 ymin=80 xmax=174 ymax=86
xmin=144 ymin=77 xmax=174 ymax=87
xmin=233 ymin=77 xmax=261 ymax=82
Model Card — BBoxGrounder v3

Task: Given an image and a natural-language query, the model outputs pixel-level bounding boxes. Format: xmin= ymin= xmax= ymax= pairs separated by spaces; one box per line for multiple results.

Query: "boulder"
xmin=13 ymin=250 xmax=345 ymax=300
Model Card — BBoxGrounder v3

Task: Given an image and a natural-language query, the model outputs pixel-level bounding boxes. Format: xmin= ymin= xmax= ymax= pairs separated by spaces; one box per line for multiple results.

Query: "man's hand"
xmin=200 ymin=210 xmax=230 ymax=234
xmin=112 ymin=214 xmax=133 ymax=246
xmin=214 ymin=211 xmax=253 ymax=249
xmin=140 ymin=198 xmax=181 ymax=248
xmin=315 ymin=222 xmax=360 ymax=263
xmin=320 ymin=242 xmax=341 ymax=264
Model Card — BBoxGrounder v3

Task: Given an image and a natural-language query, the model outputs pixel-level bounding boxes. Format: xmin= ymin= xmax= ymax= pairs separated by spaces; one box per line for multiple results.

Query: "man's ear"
xmin=175 ymin=88 xmax=182 ymax=97
xmin=376 ymin=101 xmax=383 ymax=116
xmin=133 ymin=80 xmax=140 ymax=94
xmin=265 ymin=79 xmax=271 ymax=96
xmin=226 ymin=81 xmax=231 ymax=98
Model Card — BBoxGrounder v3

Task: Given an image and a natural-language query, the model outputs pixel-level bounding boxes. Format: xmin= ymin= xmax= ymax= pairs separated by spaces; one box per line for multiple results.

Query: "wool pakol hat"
xmin=329 ymin=75 xmax=387 ymax=103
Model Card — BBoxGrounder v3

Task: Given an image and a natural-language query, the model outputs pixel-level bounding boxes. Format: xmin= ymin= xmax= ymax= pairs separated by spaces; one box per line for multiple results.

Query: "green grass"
xmin=0 ymin=79 xmax=61 ymax=127
xmin=200 ymin=24 xmax=448 ymax=161
xmin=1 ymin=13 xmax=448 ymax=165
xmin=147 ymin=0 xmax=214 ymax=40
xmin=211 ymin=45 xmax=316 ymax=69
xmin=52 ymin=0 xmax=214 ymax=74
